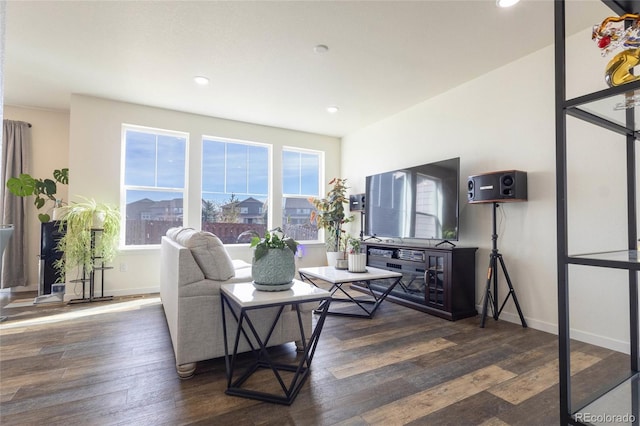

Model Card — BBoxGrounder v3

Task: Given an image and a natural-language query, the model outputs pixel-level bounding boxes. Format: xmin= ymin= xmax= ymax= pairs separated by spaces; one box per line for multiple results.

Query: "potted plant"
xmin=309 ymin=177 xmax=354 ymax=267
xmin=250 ymin=227 xmax=299 ymax=291
xmin=347 ymin=236 xmax=367 ymax=272
xmin=6 ymin=168 xmax=69 ymax=222
xmin=54 ymin=197 xmax=121 ymax=277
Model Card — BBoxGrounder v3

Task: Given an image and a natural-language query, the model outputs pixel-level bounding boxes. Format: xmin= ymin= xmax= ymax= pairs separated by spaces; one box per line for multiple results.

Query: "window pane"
xmin=282 ymin=149 xmax=321 ymax=241
xmin=125 ymin=190 xmax=183 ymax=245
xmin=282 ymin=197 xmax=318 ymax=241
xmin=226 ymin=144 xmax=248 ymax=193
xmin=123 ymin=127 xmax=187 ymax=246
xmin=201 ymin=138 xmax=269 ymax=244
xmin=157 ymin=136 xmax=186 ymax=188
xmin=300 ymin=153 xmax=319 ymax=195
xmin=248 ymin=145 xmax=268 ymax=194
xmin=282 ymin=150 xmax=300 ymax=194
xmin=202 ymin=140 xmax=225 ymax=193
xmin=282 ymin=149 xmax=320 ymax=197
xmin=125 ymin=131 xmax=156 ymax=186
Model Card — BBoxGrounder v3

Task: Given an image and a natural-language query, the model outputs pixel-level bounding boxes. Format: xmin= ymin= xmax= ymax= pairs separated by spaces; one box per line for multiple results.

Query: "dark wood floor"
xmin=0 ymin=290 xmax=629 ymax=425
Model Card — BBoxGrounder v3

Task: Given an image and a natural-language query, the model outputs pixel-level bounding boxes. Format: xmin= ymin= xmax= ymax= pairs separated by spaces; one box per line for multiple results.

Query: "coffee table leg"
xmin=223 ymin=298 xmax=331 ymax=405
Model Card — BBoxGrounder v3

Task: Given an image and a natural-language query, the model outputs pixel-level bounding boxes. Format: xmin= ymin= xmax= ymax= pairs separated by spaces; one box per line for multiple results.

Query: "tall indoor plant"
xmin=309 ymin=177 xmax=354 ymax=267
xmin=5 ymin=168 xmax=69 ymax=222
xmin=54 ymin=197 xmax=121 ymax=277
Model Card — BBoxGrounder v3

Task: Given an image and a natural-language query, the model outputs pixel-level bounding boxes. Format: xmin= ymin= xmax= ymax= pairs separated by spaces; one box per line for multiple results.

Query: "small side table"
xmin=298 ymin=266 xmax=402 ymax=319
xmin=220 ymin=280 xmax=331 ymax=405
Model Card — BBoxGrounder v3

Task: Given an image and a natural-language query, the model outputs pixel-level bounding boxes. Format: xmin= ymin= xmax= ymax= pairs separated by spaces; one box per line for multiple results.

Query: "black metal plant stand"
xmin=480 ymin=202 xmax=527 ymax=328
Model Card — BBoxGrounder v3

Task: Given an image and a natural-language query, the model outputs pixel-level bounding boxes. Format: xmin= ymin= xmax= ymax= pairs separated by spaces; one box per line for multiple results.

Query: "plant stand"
xmin=68 ymin=228 xmax=113 ymax=304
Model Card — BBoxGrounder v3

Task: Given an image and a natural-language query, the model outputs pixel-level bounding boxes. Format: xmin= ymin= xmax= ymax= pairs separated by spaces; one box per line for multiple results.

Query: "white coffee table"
xmin=220 ymin=280 xmax=331 ymax=405
xmin=298 ymin=265 xmax=402 ymax=319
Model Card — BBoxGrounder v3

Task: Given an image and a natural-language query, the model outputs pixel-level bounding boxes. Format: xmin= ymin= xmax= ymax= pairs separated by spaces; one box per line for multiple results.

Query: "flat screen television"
xmin=364 ymin=157 xmax=460 ymax=241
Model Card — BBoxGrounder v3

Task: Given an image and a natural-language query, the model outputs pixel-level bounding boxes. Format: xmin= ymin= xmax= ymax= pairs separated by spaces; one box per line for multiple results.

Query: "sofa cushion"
xmin=168 ymin=228 xmax=236 ymax=281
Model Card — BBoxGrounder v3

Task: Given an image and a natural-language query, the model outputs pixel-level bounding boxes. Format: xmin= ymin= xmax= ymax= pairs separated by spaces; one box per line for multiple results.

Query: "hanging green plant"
xmin=54 ymin=197 xmax=121 ymax=276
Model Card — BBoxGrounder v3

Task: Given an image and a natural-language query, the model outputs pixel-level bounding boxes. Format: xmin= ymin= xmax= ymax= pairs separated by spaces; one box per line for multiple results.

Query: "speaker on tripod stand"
xmin=468 ymin=170 xmax=528 ymax=328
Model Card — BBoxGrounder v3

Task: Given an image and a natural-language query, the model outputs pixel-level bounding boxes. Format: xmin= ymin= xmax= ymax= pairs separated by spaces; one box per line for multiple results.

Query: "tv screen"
xmin=365 ymin=157 xmax=460 ymax=241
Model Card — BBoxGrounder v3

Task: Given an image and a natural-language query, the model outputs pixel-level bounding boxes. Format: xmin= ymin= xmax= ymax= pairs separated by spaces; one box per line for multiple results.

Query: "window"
xmin=122 ymin=126 xmax=187 ymax=246
xmin=202 ymin=137 xmax=269 ymax=244
xmin=282 ymin=148 xmax=321 ymax=241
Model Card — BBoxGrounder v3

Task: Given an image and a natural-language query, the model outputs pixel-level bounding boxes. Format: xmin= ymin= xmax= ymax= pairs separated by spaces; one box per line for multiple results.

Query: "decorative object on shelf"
xmin=592 ymin=13 xmax=640 ymax=88
xmin=347 ymin=236 xmax=366 ymax=273
xmin=309 ymin=177 xmax=354 ymax=267
xmin=54 ymin=197 xmax=120 ymax=277
xmin=250 ymin=227 xmax=299 ymax=291
xmin=5 ymin=168 xmax=69 ymax=222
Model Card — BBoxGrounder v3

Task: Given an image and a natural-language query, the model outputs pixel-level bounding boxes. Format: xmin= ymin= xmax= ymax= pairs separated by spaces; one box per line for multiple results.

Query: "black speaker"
xmin=40 ymin=221 xmax=65 ymax=294
xmin=467 ymin=170 xmax=527 ymax=203
xmin=349 ymin=193 xmax=365 ymax=211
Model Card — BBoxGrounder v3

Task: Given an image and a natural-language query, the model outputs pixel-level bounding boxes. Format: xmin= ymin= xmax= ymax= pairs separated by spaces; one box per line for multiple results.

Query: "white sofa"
xmin=160 ymin=227 xmax=313 ymax=379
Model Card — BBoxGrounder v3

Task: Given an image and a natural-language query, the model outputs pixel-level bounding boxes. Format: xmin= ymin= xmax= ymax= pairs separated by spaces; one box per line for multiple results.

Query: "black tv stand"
xmin=435 ymin=240 xmax=456 ymax=248
xmin=357 ymin=241 xmax=477 ymax=320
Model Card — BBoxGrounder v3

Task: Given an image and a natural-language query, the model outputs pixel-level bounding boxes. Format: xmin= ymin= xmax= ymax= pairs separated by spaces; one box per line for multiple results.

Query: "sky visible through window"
xmin=124 ymin=132 xmax=321 ymax=207
xmin=124 ymin=130 xmax=187 ymax=204
xmin=202 ymin=138 xmax=269 ymax=205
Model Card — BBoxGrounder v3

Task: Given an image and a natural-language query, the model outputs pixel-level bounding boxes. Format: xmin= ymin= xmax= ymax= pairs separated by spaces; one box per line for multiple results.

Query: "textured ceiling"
xmin=3 ymin=1 xmax=611 ymax=137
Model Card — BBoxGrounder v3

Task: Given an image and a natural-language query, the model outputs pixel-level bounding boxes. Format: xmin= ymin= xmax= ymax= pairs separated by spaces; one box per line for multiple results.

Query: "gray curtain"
xmin=1 ymin=119 xmax=30 ymax=288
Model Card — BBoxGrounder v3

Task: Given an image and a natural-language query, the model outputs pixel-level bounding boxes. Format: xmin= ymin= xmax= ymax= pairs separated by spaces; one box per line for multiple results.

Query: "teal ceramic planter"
xmin=252 ymin=248 xmax=295 ymax=291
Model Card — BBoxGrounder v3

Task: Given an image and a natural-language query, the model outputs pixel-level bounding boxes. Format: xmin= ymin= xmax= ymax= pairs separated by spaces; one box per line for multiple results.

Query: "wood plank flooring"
xmin=0 ymin=291 xmax=629 ymax=425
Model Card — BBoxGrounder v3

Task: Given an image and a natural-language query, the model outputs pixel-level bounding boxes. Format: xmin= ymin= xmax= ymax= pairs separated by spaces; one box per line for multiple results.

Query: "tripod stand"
xmin=480 ymin=202 xmax=527 ymax=328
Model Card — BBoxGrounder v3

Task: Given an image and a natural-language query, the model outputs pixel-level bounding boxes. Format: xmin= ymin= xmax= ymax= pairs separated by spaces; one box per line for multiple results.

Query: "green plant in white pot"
xmin=250 ymin=227 xmax=299 ymax=291
xmin=54 ymin=197 xmax=121 ymax=277
xmin=347 ymin=236 xmax=366 ymax=272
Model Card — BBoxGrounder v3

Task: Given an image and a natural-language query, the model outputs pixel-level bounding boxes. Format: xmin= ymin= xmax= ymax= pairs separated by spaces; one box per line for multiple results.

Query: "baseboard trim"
xmin=475 ymin=304 xmax=630 ymax=354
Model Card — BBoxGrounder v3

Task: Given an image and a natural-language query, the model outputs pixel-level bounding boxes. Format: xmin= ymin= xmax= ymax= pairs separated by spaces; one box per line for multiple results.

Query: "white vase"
xmin=348 ymin=253 xmax=367 ymax=272
xmin=93 ymin=211 xmax=106 ymax=229
xmin=51 ymin=200 xmax=63 ymax=220
xmin=326 ymin=251 xmax=347 ymax=268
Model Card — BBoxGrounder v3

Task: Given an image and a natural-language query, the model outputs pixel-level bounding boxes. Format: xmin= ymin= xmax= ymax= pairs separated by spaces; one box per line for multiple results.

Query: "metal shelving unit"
xmin=68 ymin=228 xmax=113 ymax=304
xmin=555 ymin=1 xmax=640 ymax=424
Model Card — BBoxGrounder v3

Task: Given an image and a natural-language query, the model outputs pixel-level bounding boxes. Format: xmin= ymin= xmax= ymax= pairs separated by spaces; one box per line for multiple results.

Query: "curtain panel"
xmin=1 ymin=119 xmax=30 ymax=288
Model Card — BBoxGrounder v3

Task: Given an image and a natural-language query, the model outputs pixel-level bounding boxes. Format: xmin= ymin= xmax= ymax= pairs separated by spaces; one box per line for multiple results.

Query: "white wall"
xmin=341 ymin=28 xmax=635 ymax=353
xmin=3 ymin=105 xmax=69 ymax=292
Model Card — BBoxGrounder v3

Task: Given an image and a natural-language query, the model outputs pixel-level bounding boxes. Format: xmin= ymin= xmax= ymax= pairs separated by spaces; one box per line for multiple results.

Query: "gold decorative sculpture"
xmin=592 ymin=14 xmax=640 ymax=87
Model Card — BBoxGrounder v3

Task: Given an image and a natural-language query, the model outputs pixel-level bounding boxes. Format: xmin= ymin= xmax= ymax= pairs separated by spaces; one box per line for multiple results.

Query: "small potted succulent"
xmin=250 ymin=227 xmax=299 ymax=291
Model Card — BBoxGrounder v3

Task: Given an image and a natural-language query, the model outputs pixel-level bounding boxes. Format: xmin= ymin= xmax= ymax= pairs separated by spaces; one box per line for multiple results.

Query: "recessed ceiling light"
xmin=314 ymin=44 xmax=329 ymax=54
xmin=193 ymin=76 xmax=210 ymax=85
xmin=496 ymin=0 xmax=520 ymax=7
xmin=326 ymin=105 xmax=339 ymax=114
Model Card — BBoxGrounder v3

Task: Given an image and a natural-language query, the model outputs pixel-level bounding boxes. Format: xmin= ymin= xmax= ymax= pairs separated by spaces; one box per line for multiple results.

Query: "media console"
xmin=351 ymin=242 xmax=477 ymax=321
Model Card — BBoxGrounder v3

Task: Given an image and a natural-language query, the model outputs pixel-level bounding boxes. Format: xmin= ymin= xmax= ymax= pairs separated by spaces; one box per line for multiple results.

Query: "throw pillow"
xmin=172 ymin=228 xmax=236 ymax=281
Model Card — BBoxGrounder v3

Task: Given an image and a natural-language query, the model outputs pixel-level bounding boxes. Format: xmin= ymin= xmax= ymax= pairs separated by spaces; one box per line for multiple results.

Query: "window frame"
xmin=281 ymin=146 xmax=324 ymax=243
xmin=120 ymin=124 xmax=189 ymax=249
